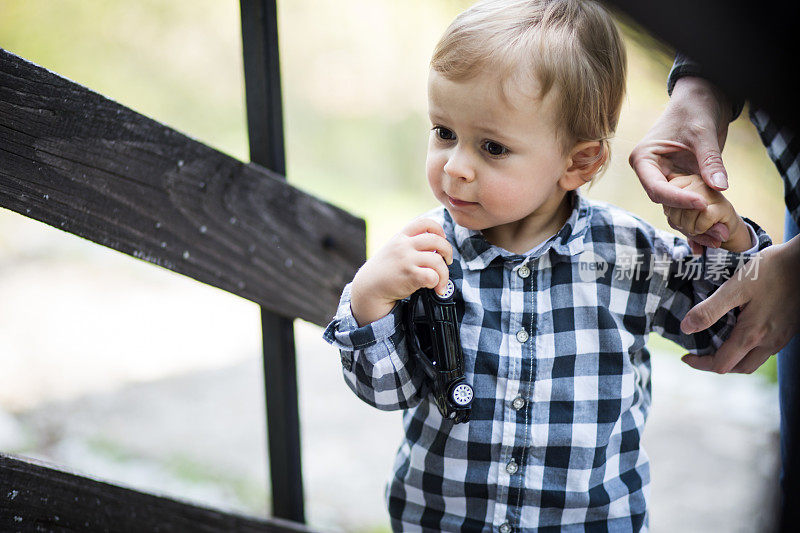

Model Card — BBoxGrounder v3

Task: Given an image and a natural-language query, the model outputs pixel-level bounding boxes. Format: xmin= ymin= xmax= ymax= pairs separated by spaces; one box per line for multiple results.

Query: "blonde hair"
xmin=430 ymin=0 xmax=627 ymax=177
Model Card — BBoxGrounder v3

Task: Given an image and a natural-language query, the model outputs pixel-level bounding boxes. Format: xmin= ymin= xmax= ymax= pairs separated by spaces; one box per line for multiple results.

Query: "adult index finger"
xmin=631 ymin=157 xmax=707 ymax=210
xmin=681 ymin=319 xmax=756 ymax=374
xmin=680 ymin=276 xmax=747 ymax=334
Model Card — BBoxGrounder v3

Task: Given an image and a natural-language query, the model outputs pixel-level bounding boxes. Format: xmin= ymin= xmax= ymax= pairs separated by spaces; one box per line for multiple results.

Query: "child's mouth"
xmin=447 ymin=195 xmax=478 ymax=207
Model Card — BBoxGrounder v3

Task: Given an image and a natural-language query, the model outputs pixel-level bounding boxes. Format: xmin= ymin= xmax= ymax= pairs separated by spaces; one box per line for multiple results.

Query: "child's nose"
xmin=443 ymin=147 xmax=476 ymax=182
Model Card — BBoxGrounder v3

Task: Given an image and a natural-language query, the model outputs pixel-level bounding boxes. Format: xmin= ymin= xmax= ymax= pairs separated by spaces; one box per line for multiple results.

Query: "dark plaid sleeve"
xmin=667 ymin=52 xmax=745 ymax=122
xmin=322 ymin=282 xmax=429 ymax=411
xmin=652 ymin=219 xmax=772 ymax=354
xmin=750 ymin=109 xmax=800 ymax=228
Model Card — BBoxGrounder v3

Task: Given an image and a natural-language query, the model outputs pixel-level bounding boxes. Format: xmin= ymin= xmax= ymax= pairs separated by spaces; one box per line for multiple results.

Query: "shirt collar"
xmin=447 ymin=190 xmax=591 ymax=271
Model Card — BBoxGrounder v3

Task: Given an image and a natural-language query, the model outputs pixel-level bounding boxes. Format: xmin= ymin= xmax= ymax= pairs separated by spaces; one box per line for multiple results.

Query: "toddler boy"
xmin=324 ymin=0 xmax=770 ymax=531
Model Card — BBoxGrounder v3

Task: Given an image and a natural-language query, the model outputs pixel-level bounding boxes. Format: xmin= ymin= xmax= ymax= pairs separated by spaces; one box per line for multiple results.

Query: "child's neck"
xmin=481 ymin=191 xmax=572 ymax=255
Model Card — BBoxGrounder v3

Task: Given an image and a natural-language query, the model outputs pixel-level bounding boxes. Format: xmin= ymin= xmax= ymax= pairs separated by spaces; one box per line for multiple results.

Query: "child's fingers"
xmin=676 ymin=207 xmax=702 ymax=236
xmin=690 ymin=234 xmax=721 ymax=250
xmin=410 ymin=232 xmax=453 ymax=265
xmin=665 ymin=205 xmax=702 ymax=236
xmin=666 ymin=173 xmax=697 ymax=189
xmin=403 ymin=217 xmax=446 ymax=240
xmin=663 ymin=205 xmax=676 ymax=225
xmin=666 ymin=218 xmax=680 ymax=232
xmin=693 ymin=204 xmax=728 ymax=237
xmin=415 ymin=251 xmax=450 ymax=293
xmin=413 ymin=266 xmax=440 ymax=292
xmin=664 ymin=206 xmax=690 ymax=234
xmin=706 ymin=222 xmax=730 ymax=242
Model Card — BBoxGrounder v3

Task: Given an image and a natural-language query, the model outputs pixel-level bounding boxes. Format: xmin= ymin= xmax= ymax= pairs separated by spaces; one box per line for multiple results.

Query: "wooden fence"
xmin=0 ymin=454 xmax=318 ymax=532
xmin=0 ymin=0 xmax=364 ymax=529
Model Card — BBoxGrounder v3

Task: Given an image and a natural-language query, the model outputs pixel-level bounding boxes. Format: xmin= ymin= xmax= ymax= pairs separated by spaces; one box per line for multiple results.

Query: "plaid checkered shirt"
xmin=323 ymin=191 xmax=770 ymax=532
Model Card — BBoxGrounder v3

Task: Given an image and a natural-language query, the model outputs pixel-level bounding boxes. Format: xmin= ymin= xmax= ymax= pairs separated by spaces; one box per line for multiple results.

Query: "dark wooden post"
xmin=240 ymin=0 xmax=305 ymax=523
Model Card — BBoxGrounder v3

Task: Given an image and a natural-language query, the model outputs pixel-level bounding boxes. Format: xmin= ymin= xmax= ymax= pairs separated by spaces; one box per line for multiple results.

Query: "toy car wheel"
xmin=450 ymin=382 xmax=474 ymax=407
xmin=434 ymin=280 xmax=455 ymax=301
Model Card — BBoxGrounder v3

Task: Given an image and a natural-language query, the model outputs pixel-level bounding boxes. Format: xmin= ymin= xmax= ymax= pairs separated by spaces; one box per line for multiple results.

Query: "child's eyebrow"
xmin=427 ymin=113 xmax=519 ymax=145
xmin=473 ymin=123 xmax=521 ymax=146
xmin=476 ymin=124 xmax=509 ymax=140
xmin=427 ymin=111 xmax=450 ymax=124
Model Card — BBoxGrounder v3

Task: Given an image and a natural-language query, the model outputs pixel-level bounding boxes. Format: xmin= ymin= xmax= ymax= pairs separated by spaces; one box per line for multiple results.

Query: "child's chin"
xmin=445 ymin=208 xmax=484 ymax=230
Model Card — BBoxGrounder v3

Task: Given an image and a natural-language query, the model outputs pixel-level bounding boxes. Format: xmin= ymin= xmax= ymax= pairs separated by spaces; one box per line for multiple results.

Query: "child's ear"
xmin=560 ymin=141 xmax=606 ymax=191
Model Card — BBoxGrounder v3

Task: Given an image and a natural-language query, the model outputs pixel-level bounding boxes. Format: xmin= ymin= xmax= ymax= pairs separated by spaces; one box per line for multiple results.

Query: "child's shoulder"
xmin=581 ymin=196 xmax=679 ymax=253
xmin=584 ymin=196 xmax=655 ymax=231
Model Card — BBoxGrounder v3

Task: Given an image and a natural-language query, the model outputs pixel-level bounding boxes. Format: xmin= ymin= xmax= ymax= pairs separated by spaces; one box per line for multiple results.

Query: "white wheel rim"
xmin=437 ymin=280 xmax=455 ymax=300
xmin=451 ymin=383 xmax=473 ymax=406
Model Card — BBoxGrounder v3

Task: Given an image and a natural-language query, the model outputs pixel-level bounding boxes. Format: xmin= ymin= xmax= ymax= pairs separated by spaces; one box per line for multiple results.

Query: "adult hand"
xmin=630 ymin=76 xmax=735 ymax=252
xmin=680 ymin=235 xmax=800 ymax=374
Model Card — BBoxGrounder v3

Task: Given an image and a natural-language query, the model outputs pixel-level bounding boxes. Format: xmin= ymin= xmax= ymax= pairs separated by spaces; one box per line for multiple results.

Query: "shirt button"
xmin=517 ymin=265 xmax=530 ymax=278
xmin=516 ymin=329 xmax=529 ymax=343
xmin=506 ymin=459 xmax=518 ymax=474
xmin=499 ymin=522 xmax=512 ymax=533
xmin=512 ymin=396 xmax=526 ymax=410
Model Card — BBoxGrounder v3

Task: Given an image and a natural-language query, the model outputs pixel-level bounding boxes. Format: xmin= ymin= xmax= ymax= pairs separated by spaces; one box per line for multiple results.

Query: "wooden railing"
xmin=0 ymin=453 xmax=319 ymax=532
xmin=0 ymin=0 xmax=364 ymax=528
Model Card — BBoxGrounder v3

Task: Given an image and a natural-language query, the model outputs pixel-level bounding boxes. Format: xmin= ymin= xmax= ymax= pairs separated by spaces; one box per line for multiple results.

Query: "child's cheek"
xmin=426 ymin=158 xmax=443 ymax=194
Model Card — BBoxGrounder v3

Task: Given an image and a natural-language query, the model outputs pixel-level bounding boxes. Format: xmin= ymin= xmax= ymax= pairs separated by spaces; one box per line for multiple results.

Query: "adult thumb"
xmin=694 ymin=136 xmax=729 ymax=190
xmin=680 ymin=277 xmax=747 ymax=334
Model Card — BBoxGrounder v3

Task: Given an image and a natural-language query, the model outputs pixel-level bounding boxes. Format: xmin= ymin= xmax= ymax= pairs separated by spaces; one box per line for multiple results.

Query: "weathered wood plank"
xmin=0 ymin=48 xmax=365 ymax=327
xmin=0 ymin=453 xmax=319 ymax=532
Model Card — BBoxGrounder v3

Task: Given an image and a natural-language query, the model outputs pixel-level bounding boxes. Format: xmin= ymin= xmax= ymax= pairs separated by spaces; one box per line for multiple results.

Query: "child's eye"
xmin=433 ymin=126 xmax=456 ymax=141
xmin=482 ymin=140 xmax=508 ymax=157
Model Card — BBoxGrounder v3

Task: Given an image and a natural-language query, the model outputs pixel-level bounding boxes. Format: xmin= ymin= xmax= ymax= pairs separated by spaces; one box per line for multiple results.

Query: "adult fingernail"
xmin=692 ymin=199 xmax=706 ymax=210
xmin=681 ymin=316 xmax=698 ymax=333
xmin=711 ymin=172 xmax=728 ymax=189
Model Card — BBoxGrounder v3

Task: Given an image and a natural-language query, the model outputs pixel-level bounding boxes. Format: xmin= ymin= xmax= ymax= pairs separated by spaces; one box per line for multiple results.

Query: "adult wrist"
xmin=671 ymin=77 xmax=732 ymax=126
xmin=667 ymin=53 xmax=744 ymax=121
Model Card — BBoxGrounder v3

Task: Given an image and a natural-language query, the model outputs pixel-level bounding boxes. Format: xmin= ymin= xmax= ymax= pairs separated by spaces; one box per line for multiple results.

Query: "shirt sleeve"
xmin=321 ymin=282 xmax=430 ymax=411
xmin=749 ymin=108 xmax=800 ymax=229
xmin=651 ymin=218 xmax=772 ymax=354
xmin=667 ymin=52 xmax=746 ymax=122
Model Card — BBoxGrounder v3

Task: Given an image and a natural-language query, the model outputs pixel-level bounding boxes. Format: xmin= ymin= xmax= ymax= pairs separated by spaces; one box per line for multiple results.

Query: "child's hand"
xmin=662 ymin=173 xmax=752 ymax=253
xmin=350 ymin=217 xmax=454 ymax=327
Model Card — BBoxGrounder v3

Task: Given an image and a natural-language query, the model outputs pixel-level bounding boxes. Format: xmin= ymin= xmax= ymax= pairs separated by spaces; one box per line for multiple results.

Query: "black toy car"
xmin=404 ymin=279 xmax=473 ymax=423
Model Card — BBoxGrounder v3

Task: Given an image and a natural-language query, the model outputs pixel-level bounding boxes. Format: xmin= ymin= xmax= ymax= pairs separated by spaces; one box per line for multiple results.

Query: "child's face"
xmin=426 ymin=69 xmax=572 ymax=234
